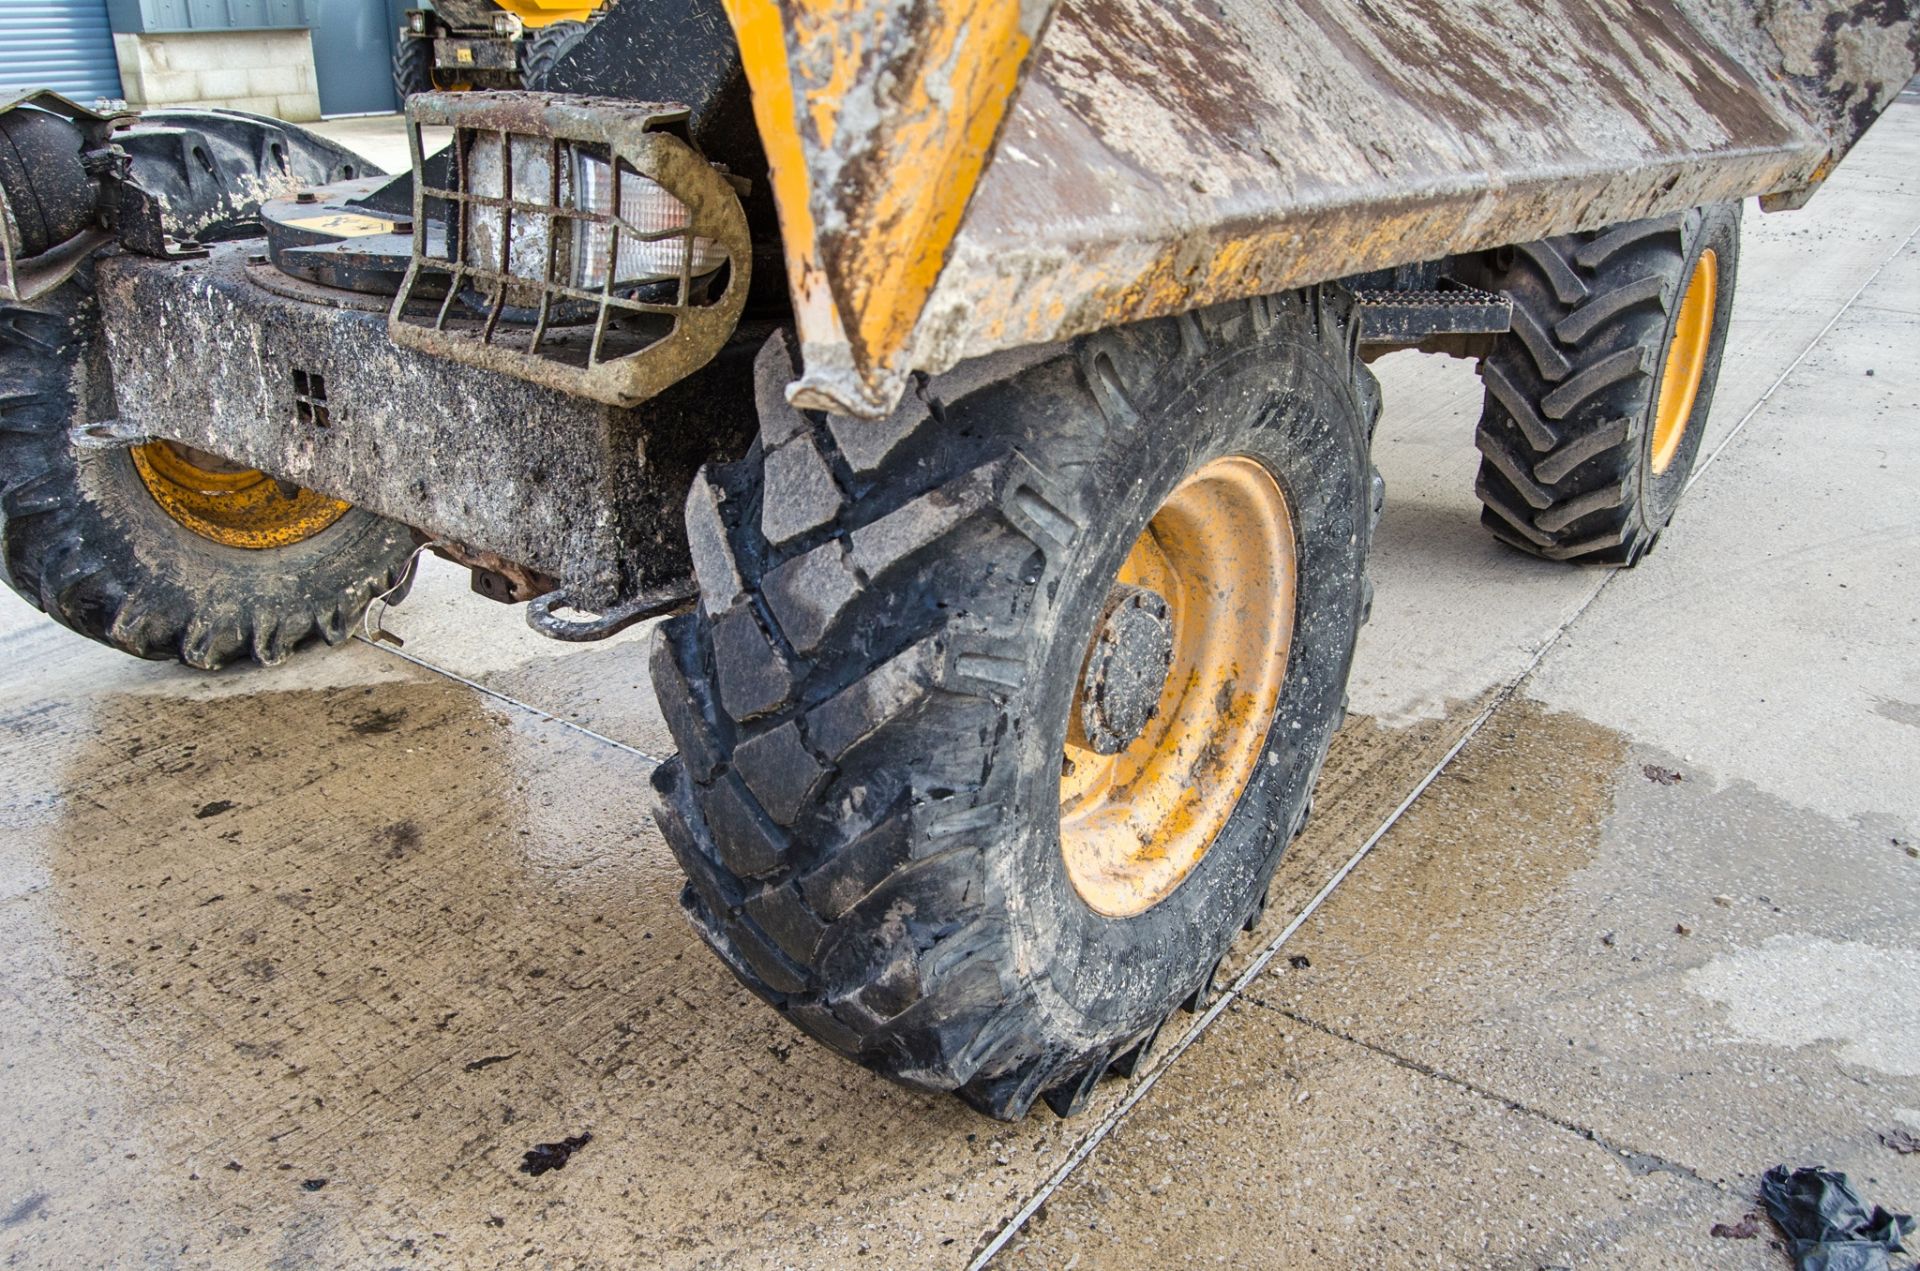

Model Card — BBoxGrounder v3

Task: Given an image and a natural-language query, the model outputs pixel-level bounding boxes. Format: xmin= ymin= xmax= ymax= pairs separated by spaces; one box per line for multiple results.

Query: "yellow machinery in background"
xmin=393 ymin=0 xmax=611 ymax=96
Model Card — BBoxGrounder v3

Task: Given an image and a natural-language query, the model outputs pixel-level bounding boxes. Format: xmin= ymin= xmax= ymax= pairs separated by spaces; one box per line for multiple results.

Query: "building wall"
xmin=112 ymin=29 xmax=320 ymax=121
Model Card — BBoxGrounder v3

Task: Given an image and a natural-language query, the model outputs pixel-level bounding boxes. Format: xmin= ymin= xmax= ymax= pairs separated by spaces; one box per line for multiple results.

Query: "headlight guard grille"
xmin=389 ymin=92 xmax=750 ymax=408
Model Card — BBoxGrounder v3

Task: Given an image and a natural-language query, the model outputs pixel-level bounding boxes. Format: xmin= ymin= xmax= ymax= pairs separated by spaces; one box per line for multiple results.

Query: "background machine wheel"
xmin=1471 ymin=204 xmax=1741 ymax=564
xmin=516 ymin=20 xmax=588 ymax=90
xmin=0 ymin=276 xmax=417 ymax=670
xmin=392 ymin=30 xmax=435 ymax=100
xmin=650 ymin=291 xmax=1380 ymax=1119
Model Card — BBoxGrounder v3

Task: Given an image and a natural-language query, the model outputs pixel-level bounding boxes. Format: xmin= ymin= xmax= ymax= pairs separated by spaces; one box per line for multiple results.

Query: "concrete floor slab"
xmin=1007 ymin=696 xmax=1917 ymax=1266
xmin=995 ymin=1000 xmax=1771 ymax=1271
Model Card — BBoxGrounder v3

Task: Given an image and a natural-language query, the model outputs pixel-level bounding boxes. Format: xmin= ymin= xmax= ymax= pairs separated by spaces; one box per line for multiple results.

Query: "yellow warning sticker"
xmin=283 ymin=214 xmax=400 ymax=239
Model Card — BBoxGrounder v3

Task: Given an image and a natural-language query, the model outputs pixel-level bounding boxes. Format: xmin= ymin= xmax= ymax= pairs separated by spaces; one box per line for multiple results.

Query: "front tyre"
xmin=650 ymin=292 xmax=1378 ymax=1119
xmin=1472 ymin=204 xmax=1740 ymax=564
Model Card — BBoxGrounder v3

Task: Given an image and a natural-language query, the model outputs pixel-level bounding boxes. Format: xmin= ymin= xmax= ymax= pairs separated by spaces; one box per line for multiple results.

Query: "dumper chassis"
xmin=1 ymin=0 xmax=1912 ymax=1120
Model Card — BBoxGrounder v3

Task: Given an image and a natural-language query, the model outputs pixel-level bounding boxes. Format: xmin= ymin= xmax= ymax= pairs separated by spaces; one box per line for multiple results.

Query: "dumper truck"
xmin=393 ymin=0 xmax=610 ymax=98
xmin=1 ymin=0 xmax=1913 ymax=1120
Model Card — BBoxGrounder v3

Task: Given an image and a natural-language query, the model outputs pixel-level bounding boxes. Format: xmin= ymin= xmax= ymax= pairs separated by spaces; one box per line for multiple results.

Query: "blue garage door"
xmin=0 ymin=1 xmax=125 ymax=104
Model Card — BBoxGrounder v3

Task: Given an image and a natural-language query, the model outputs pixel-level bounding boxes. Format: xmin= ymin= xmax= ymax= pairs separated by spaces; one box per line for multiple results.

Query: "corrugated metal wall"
xmin=105 ymin=0 xmax=314 ymax=35
xmin=0 ymin=2 xmax=126 ymax=103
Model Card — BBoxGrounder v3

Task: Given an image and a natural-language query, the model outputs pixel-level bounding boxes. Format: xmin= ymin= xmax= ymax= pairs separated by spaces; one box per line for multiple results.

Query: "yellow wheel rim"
xmin=1059 ymin=456 xmax=1297 ymax=918
xmin=1650 ymin=249 xmax=1718 ymax=476
xmin=131 ymin=441 xmax=349 ymax=550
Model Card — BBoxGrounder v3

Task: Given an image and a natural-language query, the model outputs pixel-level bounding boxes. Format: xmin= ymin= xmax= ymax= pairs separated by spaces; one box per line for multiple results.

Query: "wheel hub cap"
xmin=1059 ymin=456 xmax=1297 ymax=918
xmin=1070 ymin=583 xmax=1175 ymax=755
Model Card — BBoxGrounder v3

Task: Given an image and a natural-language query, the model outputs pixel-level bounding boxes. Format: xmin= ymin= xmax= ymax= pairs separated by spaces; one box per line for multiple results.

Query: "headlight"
xmin=464 ymin=138 xmax=724 ymax=291
xmin=572 ymin=153 xmax=727 ymax=289
xmin=392 ymin=92 xmax=753 ymax=409
xmin=408 ymin=11 xmax=426 ymax=32
xmin=492 ymin=13 xmax=522 ymax=36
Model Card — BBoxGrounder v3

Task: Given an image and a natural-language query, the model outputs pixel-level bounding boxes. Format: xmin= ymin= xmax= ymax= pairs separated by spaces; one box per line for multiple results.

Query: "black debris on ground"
xmin=1879 ymin=1129 xmax=1920 ymax=1155
xmin=299 ymin=1179 xmax=327 ymax=1192
xmin=520 ymin=1133 xmax=592 ymax=1177
xmin=1288 ymin=955 xmax=1311 ymax=970
xmin=1711 ymin=1212 xmax=1763 ymax=1239
xmin=463 ymin=1053 xmax=515 ymax=1073
xmin=1759 ymin=1165 xmax=1915 ymax=1271
xmin=1642 ymin=764 xmax=1684 ymax=785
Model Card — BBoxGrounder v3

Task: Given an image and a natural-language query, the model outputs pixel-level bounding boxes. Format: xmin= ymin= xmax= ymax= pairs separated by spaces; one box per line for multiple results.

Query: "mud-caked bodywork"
xmin=4 ymin=3 xmax=1915 ymax=613
xmin=722 ymin=0 xmax=1920 ymax=416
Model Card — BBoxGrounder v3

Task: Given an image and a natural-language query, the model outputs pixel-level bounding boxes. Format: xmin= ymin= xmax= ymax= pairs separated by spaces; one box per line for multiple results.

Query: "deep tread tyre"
xmin=392 ymin=33 xmax=433 ymax=101
xmin=1472 ymin=203 xmax=1740 ymax=563
xmin=517 ymin=21 xmax=588 ymax=91
xmin=651 ymin=292 xmax=1378 ymax=1119
xmin=0 ymin=271 xmax=416 ymax=670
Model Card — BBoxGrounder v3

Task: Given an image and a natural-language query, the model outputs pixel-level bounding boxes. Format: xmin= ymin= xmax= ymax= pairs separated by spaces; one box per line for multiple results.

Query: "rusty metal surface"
xmin=721 ymin=0 xmax=1055 ymax=415
xmin=523 ymin=575 xmax=696 ymax=640
xmin=96 ymin=244 xmax=761 ymax=608
xmin=739 ymin=0 xmax=1917 ymax=417
xmin=1354 ymin=286 xmax=1512 ymax=346
xmin=390 ymin=92 xmax=752 ymax=409
xmin=429 ymin=539 xmax=562 ymax=603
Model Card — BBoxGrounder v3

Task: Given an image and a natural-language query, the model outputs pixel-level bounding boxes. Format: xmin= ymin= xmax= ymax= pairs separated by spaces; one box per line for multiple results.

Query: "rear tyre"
xmin=1472 ymin=203 xmax=1740 ymax=563
xmin=650 ymin=292 xmax=1378 ymax=1119
xmin=0 ymin=272 xmax=416 ymax=670
xmin=392 ymin=32 xmax=433 ymax=101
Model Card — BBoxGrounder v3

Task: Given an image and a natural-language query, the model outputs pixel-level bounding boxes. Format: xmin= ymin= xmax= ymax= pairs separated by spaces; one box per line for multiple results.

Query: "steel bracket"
xmin=525 ymin=579 xmax=695 ymax=641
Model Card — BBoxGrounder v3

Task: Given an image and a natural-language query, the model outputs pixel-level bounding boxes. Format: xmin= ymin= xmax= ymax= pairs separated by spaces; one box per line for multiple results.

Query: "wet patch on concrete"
xmin=1872 ymin=697 xmax=1920 ymax=730
xmin=0 ymin=643 xmax=1099 ymax=1267
xmin=994 ymin=1006 xmax=1758 ymax=1270
xmin=0 ymin=1192 xmax=49 ymax=1229
xmin=1250 ymin=698 xmax=1624 ymax=975
xmin=1251 ymin=696 xmax=1920 ymax=1195
xmin=1007 ymin=694 xmax=1920 ymax=1264
xmin=1219 ymin=694 xmax=1498 ymax=982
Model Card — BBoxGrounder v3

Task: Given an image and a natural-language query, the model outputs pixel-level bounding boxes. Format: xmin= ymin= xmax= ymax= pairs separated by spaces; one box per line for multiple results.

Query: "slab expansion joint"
xmin=1245 ymin=997 xmax=1715 ymax=1187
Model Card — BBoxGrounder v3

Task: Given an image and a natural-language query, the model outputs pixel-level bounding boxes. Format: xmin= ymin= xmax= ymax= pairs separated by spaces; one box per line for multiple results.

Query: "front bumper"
xmin=97 ymin=243 xmax=757 ymax=607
